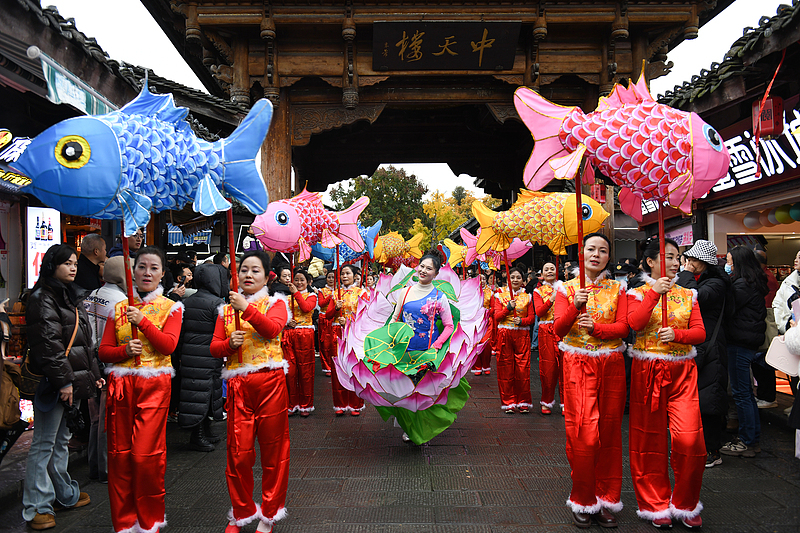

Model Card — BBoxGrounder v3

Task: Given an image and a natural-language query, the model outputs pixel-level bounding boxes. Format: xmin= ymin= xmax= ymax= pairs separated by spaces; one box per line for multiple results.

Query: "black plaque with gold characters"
xmin=373 ymin=22 xmax=521 ymax=71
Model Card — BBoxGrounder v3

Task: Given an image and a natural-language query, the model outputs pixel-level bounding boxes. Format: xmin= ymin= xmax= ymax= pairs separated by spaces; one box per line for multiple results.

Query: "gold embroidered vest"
xmin=561 ymin=278 xmax=624 ymax=353
xmin=113 ymin=295 xmax=175 ymax=369
xmin=534 ymin=284 xmax=556 ymax=323
xmin=291 ymin=290 xmax=315 ymax=327
xmin=629 ymin=284 xmax=695 ymax=359
xmin=222 ymin=296 xmax=284 ymax=371
xmin=495 ymin=288 xmax=532 ymax=328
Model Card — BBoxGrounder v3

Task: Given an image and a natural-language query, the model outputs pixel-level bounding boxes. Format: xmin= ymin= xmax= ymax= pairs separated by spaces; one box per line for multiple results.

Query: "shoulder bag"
xmin=19 ymin=307 xmax=80 ymax=400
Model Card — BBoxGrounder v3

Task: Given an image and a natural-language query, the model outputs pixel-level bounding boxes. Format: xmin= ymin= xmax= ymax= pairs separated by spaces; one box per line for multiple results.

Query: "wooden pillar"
xmin=231 ymin=37 xmax=250 ymax=107
xmin=262 ymin=88 xmax=292 ymax=201
xmin=631 ymin=32 xmax=648 ymax=81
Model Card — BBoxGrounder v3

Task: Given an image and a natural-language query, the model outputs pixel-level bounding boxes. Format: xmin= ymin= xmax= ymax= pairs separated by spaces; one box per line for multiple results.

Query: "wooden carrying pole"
xmin=226 ymin=209 xmax=242 ymax=363
xmin=575 ymin=165 xmax=586 ymax=290
xmin=120 ymin=220 xmax=139 ymax=366
xmin=503 ymin=249 xmax=516 ymax=318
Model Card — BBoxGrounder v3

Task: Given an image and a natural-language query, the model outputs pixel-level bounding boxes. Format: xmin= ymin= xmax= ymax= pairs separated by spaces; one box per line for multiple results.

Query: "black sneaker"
xmin=705 ymin=451 xmax=722 ymax=468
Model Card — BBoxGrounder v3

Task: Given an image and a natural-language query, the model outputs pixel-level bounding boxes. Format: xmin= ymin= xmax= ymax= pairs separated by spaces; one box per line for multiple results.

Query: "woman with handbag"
xmin=677 ymin=240 xmax=731 ymax=468
xmin=22 ymin=244 xmax=102 ymax=530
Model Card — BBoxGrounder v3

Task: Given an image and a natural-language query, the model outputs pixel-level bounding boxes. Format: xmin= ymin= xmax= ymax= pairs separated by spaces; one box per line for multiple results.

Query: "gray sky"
xmin=49 ymin=0 xmax=785 ymax=199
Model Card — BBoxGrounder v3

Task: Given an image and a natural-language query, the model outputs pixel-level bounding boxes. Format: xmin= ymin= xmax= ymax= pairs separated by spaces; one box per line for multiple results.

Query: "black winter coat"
xmin=677 ymin=267 xmax=730 ymax=416
xmin=177 ymin=264 xmax=227 ymax=428
xmin=26 ymin=277 xmax=101 ymax=400
xmin=726 ymin=277 xmax=767 ymax=349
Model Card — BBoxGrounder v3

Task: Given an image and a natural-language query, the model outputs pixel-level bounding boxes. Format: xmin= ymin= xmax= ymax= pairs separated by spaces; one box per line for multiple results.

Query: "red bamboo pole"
xmin=120 ymin=221 xmax=139 ymax=366
xmin=503 ymin=249 xmax=516 ymax=319
xmin=289 ymin=253 xmax=295 ymax=313
xmin=336 ymin=244 xmax=341 ymax=299
xmin=658 ymin=203 xmax=668 ymax=327
xmin=226 ymin=209 xmax=241 ymax=363
xmin=575 ymin=169 xmax=586 ymax=290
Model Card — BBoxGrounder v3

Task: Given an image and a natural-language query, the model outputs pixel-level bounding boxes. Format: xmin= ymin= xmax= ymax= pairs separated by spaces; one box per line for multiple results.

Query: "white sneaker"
xmin=756 ymin=399 xmax=778 ymax=409
xmin=785 ymin=406 xmax=794 ymax=416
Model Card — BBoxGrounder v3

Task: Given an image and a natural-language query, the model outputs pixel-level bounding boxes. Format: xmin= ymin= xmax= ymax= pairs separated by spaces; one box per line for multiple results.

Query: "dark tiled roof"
xmin=14 ymin=1 xmax=243 ymax=116
xmin=658 ymin=1 xmax=800 ymax=107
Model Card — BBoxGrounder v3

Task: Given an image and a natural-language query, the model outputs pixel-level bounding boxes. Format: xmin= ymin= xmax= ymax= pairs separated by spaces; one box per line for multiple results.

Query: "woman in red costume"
xmin=210 ymin=250 xmax=290 ymax=533
xmin=283 ymin=269 xmax=317 ymax=417
xmin=472 ymin=271 xmax=494 ymax=376
xmin=492 ymin=266 xmax=535 ymax=413
xmin=554 ymin=233 xmax=628 ymax=529
xmin=533 ymin=261 xmax=564 ymax=415
xmin=627 ymin=238 xmax=706 ymax=530
xmin=99 ymin=247 xmax=183 ymax=533
xmin=325 ymin=264 xmax=369 ymax=416
xmin=316 ymin=270 xmax=336 ymax=376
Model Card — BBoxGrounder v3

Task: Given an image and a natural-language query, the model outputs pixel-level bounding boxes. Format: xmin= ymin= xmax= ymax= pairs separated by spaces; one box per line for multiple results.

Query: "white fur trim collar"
xmin=168 ymin=301 xmax=184 ymax=318
xmin=241 ymin=286 xmax=270 ymax=302
xmin=136 ymin=286 xmax=164 ymax=303
xmin=106 ymin=365 xmax=175 ymax=378
xmin=222 ymin=360 xmax=289 ymax=379
xmin=270 ymin=293 xmax=292 ymax=327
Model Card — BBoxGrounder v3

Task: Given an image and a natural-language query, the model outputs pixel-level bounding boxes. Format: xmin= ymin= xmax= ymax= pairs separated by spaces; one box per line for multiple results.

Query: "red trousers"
xmin=318 ymin=318 xmax=334 ymax=374
xmin=562 ymin=350 xmax=626 ymax=513
xmin=330 ymin=324 xmax=364 ymax=412
xmin=496 ymin=327 xmax=532 ymax=409
xmin=629 ymin=358 xmax=705 ymax=520
xmin=226 ymin=369 xmax=290 ymax=526
xmin=282 ymin=328 xmax=316 ymax=412
xmin=538 ymin=322 xmax=564 ymax=408
xmin=106 ymin=372 xmax=170 ymax=533
xmin=472 ymin=341 xmax=492 ymax=374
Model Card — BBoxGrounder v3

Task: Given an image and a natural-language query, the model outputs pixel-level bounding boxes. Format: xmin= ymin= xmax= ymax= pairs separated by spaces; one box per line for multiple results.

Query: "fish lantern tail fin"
xmin=442 ymin=239 xmax=462 ymax=269
xmin=472 ymin=201 xmax=510 ymax=254
xmin=336 ymin=196 xmax=370 ymax=252
xmin=221 ymin=99 xmax=273 ymax=215
xmin=618 ymin=187 xmax=644 ymax=222
xmin=373 ymin=237 xmax=385 ymax=264
xmin=365 ymin=220 xmax=382 ymax=259
xmin=514 ymin=86 xmax=576 ymax=191
xmin=407 ymin=233 xmax=425 ymax=259
xmin=460 ymin=228 xmax=479 ymax=267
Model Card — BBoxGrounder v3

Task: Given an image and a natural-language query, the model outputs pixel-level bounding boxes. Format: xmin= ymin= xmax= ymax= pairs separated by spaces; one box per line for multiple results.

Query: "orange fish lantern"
xmin=374 ymin=231 xmax=424 ymax=269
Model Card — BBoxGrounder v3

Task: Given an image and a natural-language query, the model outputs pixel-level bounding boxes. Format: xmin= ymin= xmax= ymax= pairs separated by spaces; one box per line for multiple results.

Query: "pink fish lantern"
xmin=251 ymin=188 xmax=369 ymax=261
xmin=513 ymin=71 xmax=731 ymax=221
xmin=460 ymin=228 xmax=530 ymax=270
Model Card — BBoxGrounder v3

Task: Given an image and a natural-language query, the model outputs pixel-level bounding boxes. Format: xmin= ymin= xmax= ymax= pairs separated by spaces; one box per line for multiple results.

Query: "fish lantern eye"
xmin=581 ymin=204 xmax=593 ymax=221
xmin=703 ymin=124 xmax=723 ymax=153
xmin=55 ymin=135 xmax=91 ymax=169
xmin=274 ymin=210 xmax=289 ymax=226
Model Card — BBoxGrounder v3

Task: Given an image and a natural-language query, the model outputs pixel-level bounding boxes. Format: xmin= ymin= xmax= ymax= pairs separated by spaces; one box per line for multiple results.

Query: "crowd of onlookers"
xmin=1 ymin=231 xmax=799 ymax=530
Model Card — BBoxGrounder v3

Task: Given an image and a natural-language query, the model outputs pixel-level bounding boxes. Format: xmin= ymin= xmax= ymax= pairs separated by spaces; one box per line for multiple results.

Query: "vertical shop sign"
xmin=27 ymin=207 xmax=61 ymax=288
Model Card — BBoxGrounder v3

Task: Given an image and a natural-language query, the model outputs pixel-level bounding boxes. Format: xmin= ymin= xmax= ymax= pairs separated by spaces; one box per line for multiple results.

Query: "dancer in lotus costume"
xmin=334 ymin=252 xmax=489 ymax=444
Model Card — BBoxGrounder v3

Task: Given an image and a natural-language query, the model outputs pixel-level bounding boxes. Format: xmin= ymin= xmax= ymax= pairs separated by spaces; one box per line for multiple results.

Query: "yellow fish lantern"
xmin=442 ymin=238 xmax=469 ymax=269
xmin=472 ymin=190 xmax=608 ymax=256
xmin=374 ymin=231 xmax=424 ymax=267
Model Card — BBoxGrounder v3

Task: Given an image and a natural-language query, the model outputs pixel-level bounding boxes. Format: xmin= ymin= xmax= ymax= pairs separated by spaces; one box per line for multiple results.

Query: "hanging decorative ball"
xmin=760 ymin=210 xmax=777 ymax=227
xmin=743 ymin=211 xmax=762 ymax=229
xmin=767 ymin=208 xmax=780 ymax=226
xmin=775 ymin=205 xmax=794 ymax=224
xmin=790 ymin=203 xmax=800 ymax=222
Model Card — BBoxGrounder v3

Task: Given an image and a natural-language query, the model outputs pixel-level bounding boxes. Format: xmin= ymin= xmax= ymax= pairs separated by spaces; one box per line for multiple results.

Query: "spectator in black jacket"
xmin=678 ymin=240 xmax=731 ymax=467
xmin=22 ymin=244 xmax=102 ymax=529
xmin=73 ymin=233 xmax=106 ymax=293
xmin=720 ymin=246 xmax=768 ymax=459
xmin=106 ymin=228 xmax=143 ymax=258
xmin=178 ymin=263 xmax=229 ymax=451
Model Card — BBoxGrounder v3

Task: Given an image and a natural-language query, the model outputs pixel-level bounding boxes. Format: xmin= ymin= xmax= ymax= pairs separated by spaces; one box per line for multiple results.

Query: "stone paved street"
xmin=1 ymin=356 xmax=798 ymax=532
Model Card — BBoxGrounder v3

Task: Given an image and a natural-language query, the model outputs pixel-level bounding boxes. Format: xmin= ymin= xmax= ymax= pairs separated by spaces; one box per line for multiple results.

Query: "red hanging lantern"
xmin=752 ymin=96 xmax=784 ymax=139
xmin=590 ymin=183 xmax=606 ymax=204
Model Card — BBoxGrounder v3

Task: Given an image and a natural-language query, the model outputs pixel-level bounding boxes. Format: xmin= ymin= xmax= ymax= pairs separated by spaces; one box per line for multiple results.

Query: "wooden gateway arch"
xmin=143 ymin=1 xmax=729 ymax=202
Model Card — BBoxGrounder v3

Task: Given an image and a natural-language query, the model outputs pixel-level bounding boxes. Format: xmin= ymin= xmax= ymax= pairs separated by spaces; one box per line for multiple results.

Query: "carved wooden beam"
xmin=291 ymin=104 xmax=385 ymax=146
xmin=486 ymin=104 xmax=520 ymax=125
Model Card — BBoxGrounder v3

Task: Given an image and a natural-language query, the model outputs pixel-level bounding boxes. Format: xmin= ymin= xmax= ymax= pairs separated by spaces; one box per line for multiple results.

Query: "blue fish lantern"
xmin=311 ymin=221 xmax=382 ymax=267
xmin=12 ymin=84 xmax=273 ymax=235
